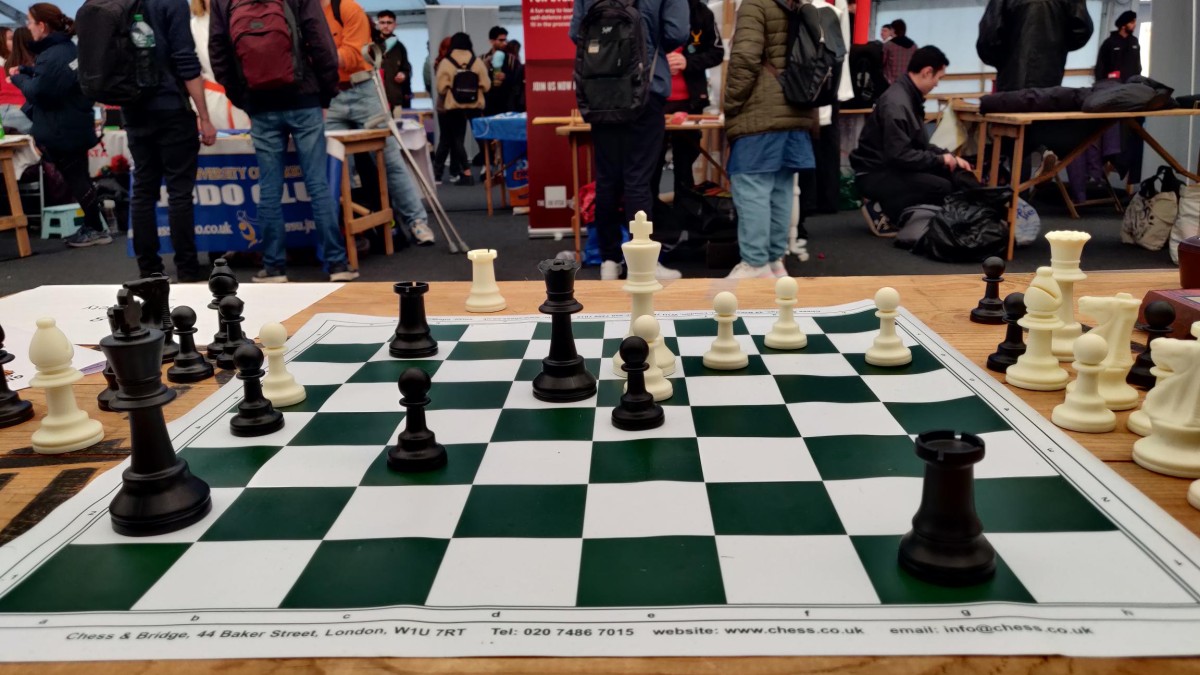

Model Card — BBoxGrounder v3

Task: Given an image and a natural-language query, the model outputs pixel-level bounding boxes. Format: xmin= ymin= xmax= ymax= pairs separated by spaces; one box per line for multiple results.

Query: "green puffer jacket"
xmin=723 ymin=0 xmax=819 ymax=140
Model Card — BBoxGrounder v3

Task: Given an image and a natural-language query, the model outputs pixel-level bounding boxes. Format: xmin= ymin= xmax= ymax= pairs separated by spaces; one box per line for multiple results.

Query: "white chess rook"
xmin=628 ymin=315 xmax=673 ymax=401
xmin=1006 ymin=267 xmax=1070 ymax=391
xmin=1051 ymin=333 xmax=1116 ymax=433
xmin=1045 ymin=230 xmax=1090 ymax=362
xmin=259 ymin=322 xmax=306 ymax=408
xmin=764 ymin=277 xmax=807 ymax=350
xmin=1132 ymin=336 xmax=1200 ymax=478
xmin=465 ymin=249 xmax=507 ymax=313
xmin=614 ymin=211 xmax=676 ymax=377
xmin=865 ymin=287 xmax=911 ymax=367
xmin=29 ymin=317 xmax=104 ymax=454
xmin=703 ymin=292 xmax=749 ymax=370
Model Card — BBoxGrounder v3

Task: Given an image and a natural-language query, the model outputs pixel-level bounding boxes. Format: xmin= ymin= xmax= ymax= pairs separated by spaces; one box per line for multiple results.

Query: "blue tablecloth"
xmin=470 ymin=113 xmax=529 ymax=206
xmin=470 ymin=112 xmax=528 ymax=142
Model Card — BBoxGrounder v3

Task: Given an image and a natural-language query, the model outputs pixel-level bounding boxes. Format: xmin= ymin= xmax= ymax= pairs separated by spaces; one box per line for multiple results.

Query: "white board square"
xmin=861 ymin=369 xmax=974 ymax=403
xmin=368 ymin=342 xmax=454 ymax=362
xmin=73 ymin=488 xmax=243 ymax=545
xmin=686 ymin=375 xmax=785 ymax=407
xmin=827 ymin=330 xmax=918 ymax=354
xmin=788 ymin=402 xmax=906 ymax=438
xmin=426 ymin=538 xmax=583 ymax=606
xmin=474 ymin=442 xmax=593 ymax=485
xmin=761 ymin=353 xmax=858 ymax=377
xmin=319 ymin=383 xmax=402 ymax=413
xmin=591 ymin=402 xmax=696 ymax=442
xmin=286 ymin=362 xmax=362 ymax=386
xmin=133 ymin=540 xmax=321 ymax=610
xmin=188 ymin=413 xmax=315 ymax=448
xmin=422 ymin=409 xmax=501 ymax=444
xmin=716 ymin=535 xmax=881 ymax=604
xmin=823 ymin=477 xmax=922 ymax=535
xmin=973 ymin=431 xmax=1058 ymax=478
xmin=699 ymin=437 xmax=822 ymax=483
xmin=584 ymin=482 xmax=714 ymax=538
xmin=523 ymin=339 xmax=605 ymax=361
xmin=458 ymin=322 xmax=538 ymax=342
xmin=674 ymin=335 xmax=758 ymax=358
xmin=501 ymin=382 xmax=598 ymax=409
xmin=433 ymin=359 xmax=523 ymax=382
xmin=248 ymin=445 xmax=382 ymax=488
xmin=325 ymin=485 xmax=471 ymax=540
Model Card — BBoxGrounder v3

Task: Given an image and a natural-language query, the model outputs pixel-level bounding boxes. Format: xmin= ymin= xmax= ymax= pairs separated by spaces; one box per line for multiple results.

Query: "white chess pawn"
xmin=764 ymin=276 xmax=807 ymax=350
xmin=1189 ymin=480 xmax=1200 ymax=511
xmin=703 ymin=292 xmax=748 ymax=370
xmin=465 ymin=248 xmax=506 ymax=313
xmin=614 ymin=211 xmax=676 ymax=377
xmin=259 ymin=322 xmax=306 ymax=408
xmin=1006 ymin=267 xmax=1070 ymax=391
xmin=865 ymin=287 xmax=912 ymax=367
xmin=629 ymin=315 xmax=673 ymax=402
xmin=1051 ymin=333 xmax=1116 ymax=433
xmin=28 ymin=317 xmax=103 ymax=455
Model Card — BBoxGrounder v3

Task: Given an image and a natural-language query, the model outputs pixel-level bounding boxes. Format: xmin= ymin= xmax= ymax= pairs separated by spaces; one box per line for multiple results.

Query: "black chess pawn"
xmin=230 ymin=343 xmax=284 ymax=437
xmin=532 ymin=259 xmax=597 ymax=403
xmin=1128 ymin=301 xmax=1176 ymax=390
xmin=986 ymin=292 xmax=1027 ymax=373
xmin=167 ymin=306 xmax=215 ymax=384
xmin=898 ymin=430 xmax=996 ymax=587
xmin=387 ymin=368 xmax=448 ymax=472
xmin=206 ymin=268 xmax=238 ymax=359
xmin=125 ymin=273 xmax=179 ymax=362
xmin=389 ymin=282 xmax=438 ymax=358
xmin=970 ymin=257 xmax=1007 ymax=325
xmin=217 ymin=295 xmax=255 ymax=370
xmin=102 ymin=289 xmax=211 ymax=536
xmin=611 ymin=336 xmax=664 ymax=431
xmin=0 ymin=323 xmax=34 ymax=428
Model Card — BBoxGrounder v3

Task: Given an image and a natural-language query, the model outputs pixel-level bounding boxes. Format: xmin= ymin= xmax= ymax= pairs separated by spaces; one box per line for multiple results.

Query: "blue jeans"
xmin=249 ymin=107 xmax=347 ymax=272
xmin=731 ymin=170 xmax=794 ymax=267
xmin=325 ymin=81 xmax=428 ymax=225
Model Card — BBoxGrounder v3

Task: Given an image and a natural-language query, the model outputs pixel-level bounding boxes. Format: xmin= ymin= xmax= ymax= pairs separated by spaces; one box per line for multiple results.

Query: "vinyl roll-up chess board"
xmin=1 ymin=302 xmax=1198 ymax=661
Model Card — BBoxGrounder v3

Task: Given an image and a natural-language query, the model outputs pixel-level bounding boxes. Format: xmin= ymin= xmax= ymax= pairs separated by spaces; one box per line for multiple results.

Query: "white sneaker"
xmin=410 ymin=220 xmax=435 ymax=246
xmin=769 ymin=259 xmax=787 ymax=278
xmin=600 ymin=260 xmax=623 ymax=281
xmin=725 ymin=262 xmax=775 ymax=279
xmin=655 ymin=263 xmax=682 ymax=280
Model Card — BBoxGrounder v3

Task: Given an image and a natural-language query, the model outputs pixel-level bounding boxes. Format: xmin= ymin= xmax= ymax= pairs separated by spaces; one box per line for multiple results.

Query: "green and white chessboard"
xmin=2 ymin=302 xmax=1199 ymax=660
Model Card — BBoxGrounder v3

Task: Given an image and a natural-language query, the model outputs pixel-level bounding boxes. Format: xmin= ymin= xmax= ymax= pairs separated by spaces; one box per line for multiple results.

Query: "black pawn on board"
xmin=388 ymin=367 xmax=448 ymax=472
xmin=389 ymin=282 xmax=438 ymax=358
xmin=611 ymin=336 xmax=664 ymax=431
xmin=230 ymin=343 xmax=284 ymax=437
xmin=970 ymin=257 xmax=1007 ymax=325
xmin=101 ymin=289 xmax=211 ymax=536
xmin=0 ymin=323 xmax=34 ymax=428
xmin=532 ymin=259 xmax=597 ymax=403
xmin=898 ymin=430 xmax=996 ymax=587
xmin=125 ymin=273 xmax=179 ymax=362
xmin=1128 ymin=301 xmax=1176 ymax=390
xmin=217 ymin=295 xmax=255 ymax=370
xmin=167 ymin=306 xmax=215 ymax=384
xmin=206 ymin=264 xmax=238 ymax=359
xmin=986 ymin=292 xmax=1027 ymax=373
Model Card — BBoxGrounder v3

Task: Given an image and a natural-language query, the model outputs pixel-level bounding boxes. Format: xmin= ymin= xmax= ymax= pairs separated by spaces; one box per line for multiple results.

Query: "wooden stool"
xmin=40 ymin=204 xmax=81 ymax=239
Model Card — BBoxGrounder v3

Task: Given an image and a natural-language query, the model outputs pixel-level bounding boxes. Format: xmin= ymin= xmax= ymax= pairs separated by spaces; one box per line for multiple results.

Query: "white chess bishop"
xmin=28 ymin=317 xmax=103 ymax=454
xmin=613 ymin=211 xmax=676 ymax=377
xmin=1074 ymin=293 xmax=1140 ymax=410
xmin=259 ymin=322 xmax=306 ymax=408
xmin=1131 ymin=336 xmax=1200 ymax=478
xmin=764 ymin=276 xmax=807 ymax=350
xmin=865 ymin=287 xmax=911 ymax=367
xmin=1005 ymin=267 xmax=1070 ymax=391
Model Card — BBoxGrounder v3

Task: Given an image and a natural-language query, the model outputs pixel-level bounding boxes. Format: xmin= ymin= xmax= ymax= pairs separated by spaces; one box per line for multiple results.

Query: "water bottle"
xmin=131 ymin=14 xmax=159 ymax=89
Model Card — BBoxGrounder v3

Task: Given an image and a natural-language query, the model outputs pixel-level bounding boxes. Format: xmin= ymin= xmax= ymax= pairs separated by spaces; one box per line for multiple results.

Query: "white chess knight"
xmin=1072 ymin=293 xmax=1141 ymax=410
xmin=703 ymin=292 xmax=749 ymax=370
xmin=259 ymin=322 xmax=306 ymax=408
xmin=613 ymin=211 xmax=676 ymax=377
xmin=1045 ymin=230 xmax=1090 ymax=362
xmin=465 ymin=249 xmax=506 ymax=313
xmin=1132 ymin=336 xmax=1200 ymax=478
xmin=1127 ymin=331 xmax=1185 ymax=437
xmin=1051 ymin=333 xmax=1116 ymax=433
xmin=865 ymin=287 xmax=911 ymax=367
xmin=28 ymin=317 xmax=103 ymax=454
xmin=765 ymin=276 xmax=807 ymax=350
xmin=1005 ymin=267 xmax=1070 ymax=391
xmin=628 ymin=314 xmax=673 ymax=401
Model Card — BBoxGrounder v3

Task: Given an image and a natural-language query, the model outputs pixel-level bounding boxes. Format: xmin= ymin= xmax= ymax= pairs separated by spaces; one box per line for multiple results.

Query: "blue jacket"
xmin=10 ymin=32 xmax=99 ymax=155
xmin=128 ymin=0 xmax=203 ymax=113
xmin=569 ymin=0 xmax=690 ymax=100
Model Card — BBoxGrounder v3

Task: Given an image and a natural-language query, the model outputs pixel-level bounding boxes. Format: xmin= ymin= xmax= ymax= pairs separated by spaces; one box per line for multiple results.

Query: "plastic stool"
xmin=41 ymin=204 xmax=83 ymax=239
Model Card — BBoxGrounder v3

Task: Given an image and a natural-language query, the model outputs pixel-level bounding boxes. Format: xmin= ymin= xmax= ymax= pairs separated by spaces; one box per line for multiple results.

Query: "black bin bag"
xmin=913 ymin=187 xmax=1013 ymax=263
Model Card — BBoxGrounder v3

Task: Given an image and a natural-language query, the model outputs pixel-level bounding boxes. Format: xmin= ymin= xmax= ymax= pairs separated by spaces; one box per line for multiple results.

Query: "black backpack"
xmin=447 ymin=55 xmax=481 ymax=105
xmin=766 ymin=0 xmax=839 ymax=109
xmin=76 ymin=0 xmax=152 ymax=105
xmin=573 ymin=0 xmax=652 ymax=124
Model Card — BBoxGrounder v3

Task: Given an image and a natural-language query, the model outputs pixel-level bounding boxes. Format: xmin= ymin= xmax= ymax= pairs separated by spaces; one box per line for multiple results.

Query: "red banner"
xmin=523 ymin=0 xmax=580 ymax=232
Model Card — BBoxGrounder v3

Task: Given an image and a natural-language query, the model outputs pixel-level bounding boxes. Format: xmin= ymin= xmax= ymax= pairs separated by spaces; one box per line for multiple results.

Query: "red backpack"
xmin=228 ymin=0 xmax=306 ymax=90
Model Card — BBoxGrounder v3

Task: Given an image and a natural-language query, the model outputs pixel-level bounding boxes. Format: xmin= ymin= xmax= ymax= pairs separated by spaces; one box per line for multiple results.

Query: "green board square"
xmin=885 ymin=397 xmax=1011 ymax=436
xmin=681 ymin=356 xmax=770 ymax=377
xmin=977 ymin=476 xmax=1116 ymax=533
xmin=427 ymin=381 xmax=512 ymax=410
xmin=288 ymin=412 xmax=404 ymax=446
xmin=349 ymin=359 xmax=441 ymax=384
xmin=516 ymin=359 xmax=601 ymax=382
xmin=429 ymin=324 xmax=468 ymax=341
xmin=447 ymin=340 xmax=529 ymax=361
xmin=454 ymin=485 xmax=586 ymax=538
xmin=274 ymin=384 xmax=339 ymax=413
xmin=577 ymin=536 xmax=726 ymax=606
xmin=692 ymin=405 xmax=799 ymax=438
xmin=294 ymin=343 xmax=382 ymax=363
xmin=590 ymin=438 xmax=703 ymax=483
xmin=852 ymin=535 xmax=1035 ymax=604
xmin=806 ymin=435 xmax=925 ymax=481
xmin=752 ymin=332 xmax=838 ymax=355
xmin=707 ymin=482 xmax=845 ymax=535
xmin=0 ymin=544 xmax=188 ymax=613
xmin=774 ymin=375 xmax=879 ymax=404
xmin=596 ymin=378 xmax=690 ymax=407
xmin=535 ymin=321 xmax=605 ymax=340
xmin=813 ymin=310 xmax=878 ymax=334
xmin=177 ymin=446 xmax=282 ymax=488
xmin=602 ymin=337 xmax=681 ymax=359
xmin=281 ymin=538 xmax=448 ymax=608
xmin=844 ymin=346 xmax=944 ymax=376
xmin=200 ymin=487 xmax=354 ymax=541
xmin=673 ymin=318 xmax=749 ymax=337
xmin=491 ymin=408 xmax=596 ymax=442
xmin=360 ymin=444 xmax=486 ymax=486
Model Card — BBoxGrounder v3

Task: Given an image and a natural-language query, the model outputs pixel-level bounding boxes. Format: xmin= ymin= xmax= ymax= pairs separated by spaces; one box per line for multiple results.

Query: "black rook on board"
xmin=390 ymin=282 xmax=438 ymax=358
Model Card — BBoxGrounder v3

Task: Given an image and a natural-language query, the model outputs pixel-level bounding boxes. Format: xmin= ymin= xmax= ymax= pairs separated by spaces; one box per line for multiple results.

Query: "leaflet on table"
xmin=2 ymin=325 xmax=105 ymax=392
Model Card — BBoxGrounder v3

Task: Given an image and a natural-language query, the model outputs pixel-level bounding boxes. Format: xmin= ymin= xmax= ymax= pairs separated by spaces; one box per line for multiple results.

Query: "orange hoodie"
xmin=323 ymin=0 xmax=371 ymax=83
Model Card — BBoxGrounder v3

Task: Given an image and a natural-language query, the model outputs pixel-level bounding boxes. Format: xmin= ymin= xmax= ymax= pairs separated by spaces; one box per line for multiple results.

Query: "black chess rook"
xmin=0 ymin=323 xmax=34 ymax=428
xmin=167 ymin=306 xmax=215 ymax=384
xmin=230 ymin=343 xmax=285 ymax=437
xmin=532 ymin=259 xmax=597 ymax=403
xmin=217 ymin=295 xmax=255 ymax=371
xmin=388 ymin=367 xmax=448 ymax=472
xmin=1128 ymin=300 xmax=1175 ymax=389
xmin=611 ymin=336 xmax=664 ymax=431
xmin=390 ymin=282 xmax=438 ymax=358
xmin=970 ymin=257 xmax=1007 ymax=325
xmin=986 ymin=292 xmax=1027 ymax=373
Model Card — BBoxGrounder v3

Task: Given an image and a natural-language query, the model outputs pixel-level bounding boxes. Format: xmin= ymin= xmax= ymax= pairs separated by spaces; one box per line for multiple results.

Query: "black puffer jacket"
xmin=977 ymin=0 xmax=1093 ymax=92
xmin=9 ymin=32 xmax=99 ymax=155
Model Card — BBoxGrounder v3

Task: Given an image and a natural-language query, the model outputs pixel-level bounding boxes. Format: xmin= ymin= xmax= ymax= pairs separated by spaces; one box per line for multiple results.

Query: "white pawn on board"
xmin=703 ymin=292 xmax=748 ymax=370
xmin=1051 ymin=333 xmax=1116 ymax=433
xmin=28 ymin=317 xmax=103 ymax=455
xmin=613 ymin=211 xmax=676 ymax=377
xmin=1075 ymin=293 xmax=1141 ymax=410
xmin=1005 ymin=267 xmax=1070 ymax=391
xmin=764 ymin=277 xmax=807 ymax=350
xmin=629 ymin=314 xmax=673 ymax=402
xmin=865 ymin=287 xmax=911 ymax=367
xmin=259 ymin=322 xmax=306 ymax=408
xmin=1189 ymin=480 xmax=1200 ymax=512
xmin=1131 ymin=336 xmax=1200 ymax=478
xmin=465 ymin=248 xmax=506 ymax=313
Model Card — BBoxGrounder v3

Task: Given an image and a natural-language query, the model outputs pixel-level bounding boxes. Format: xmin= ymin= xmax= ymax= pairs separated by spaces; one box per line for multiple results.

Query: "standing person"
xmin=480 ymin=26 xmax=515 ymax=118
xmin=881 ymin=18 xmax=916 ymax=84
xmin=504 ymin=40 xmax=525 ymax=113
xmin=0 ymin=27 xmax=10 ymax=65
xmin=1095 ymin=11 xmax=1141 ymax=82
xmin=121 ymin=0 xmax=217 ymax=281
xmin=210 ymin=0 xmax=359 ymax=281
xmin=9 ymin=4 xmax=107 ymax=249
xmin=375 ymin=10 xmax=414 ymax=112
xmin=322 ymin=0 xmax=434 ymax=246
xmin=434 ymin=32 xmax=489 ymax=186
xmin=722 ymin=0 xmax=817 ymax=279
xmin=880 ymin=22 xmax=894 ymax=42
xmin=570 ymin=0 xmax=689 ymax=281
xmin=0 ymin=27 xmax=32 ymax=133
xmin=977 ymin=0 xmax=1093 ymax=92
xmin=191 ymin=0 xmax=250 ymax=129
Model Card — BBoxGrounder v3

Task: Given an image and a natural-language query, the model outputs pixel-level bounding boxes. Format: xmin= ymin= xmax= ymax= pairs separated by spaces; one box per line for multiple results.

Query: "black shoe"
xmin=452 ymin=174 xmax=475 ymax=186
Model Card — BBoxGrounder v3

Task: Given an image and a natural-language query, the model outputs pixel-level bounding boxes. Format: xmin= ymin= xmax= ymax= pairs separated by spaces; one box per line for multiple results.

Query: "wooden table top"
xmin=1 ymin=272 xmax=1198 ymax=674
xmin=953 ymin=105 xmax=1200 ymax=125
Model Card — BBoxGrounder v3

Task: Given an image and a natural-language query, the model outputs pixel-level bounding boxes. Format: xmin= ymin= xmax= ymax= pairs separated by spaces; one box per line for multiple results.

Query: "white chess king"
xmin=613 ymin=211 xmax=676 ymax=377
xmin=28 ymin=317 xmax=104 ymax=454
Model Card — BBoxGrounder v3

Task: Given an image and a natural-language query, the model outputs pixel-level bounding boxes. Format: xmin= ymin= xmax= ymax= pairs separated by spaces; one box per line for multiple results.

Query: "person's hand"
xmin=955 ymin=156 xmax=973 ymax=172
xmin=493 ymin=71 xmax=506 ymax=85
xmin=393 ymin=71 xmax=406 ymax=84
xmin=942 ymin=153 xmax=957 ymax=171
xmin=667 ymin=51 xmax=686 ymax=74
xmin=199 ymin=118 xmax=217 ymax=146
xmin=7 ymin=67 xmax=18 ymax=77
